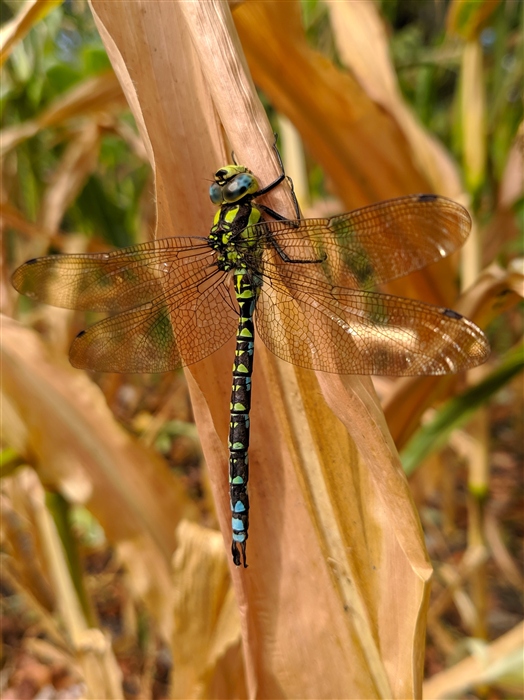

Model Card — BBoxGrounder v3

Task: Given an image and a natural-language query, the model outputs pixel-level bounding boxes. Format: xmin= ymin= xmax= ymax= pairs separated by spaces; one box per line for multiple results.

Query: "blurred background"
xmin=1 ymin=0 xmax=522 ymax=698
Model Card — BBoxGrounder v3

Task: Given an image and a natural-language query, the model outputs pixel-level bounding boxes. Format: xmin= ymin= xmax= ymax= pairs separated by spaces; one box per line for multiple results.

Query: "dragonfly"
xmin=12 ymin=143 xmax=489 ymax=567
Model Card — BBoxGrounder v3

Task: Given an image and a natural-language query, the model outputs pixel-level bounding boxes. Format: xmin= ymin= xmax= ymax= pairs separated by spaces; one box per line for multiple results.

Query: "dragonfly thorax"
xmin=210 ymin=165 xmax=260 ymax=205
xmin=209 ymin=199 xmax=263 ymax=272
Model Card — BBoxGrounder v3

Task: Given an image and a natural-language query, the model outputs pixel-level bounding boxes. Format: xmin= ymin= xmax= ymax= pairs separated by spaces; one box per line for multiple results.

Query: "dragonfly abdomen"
xmin=229 ymin=271 xmax=259 ymax=567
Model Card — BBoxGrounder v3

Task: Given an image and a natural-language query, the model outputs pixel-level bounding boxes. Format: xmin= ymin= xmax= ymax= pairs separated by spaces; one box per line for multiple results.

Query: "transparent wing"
xmin=249 ymin=194 xmax=471 ymax=289
xmin=12 ymin=237 xmax=214 ymax=312
xmin=255 ymin=278 xmax=489 ymax=376
xmin=69 ymin=270 xmax=238 ymax=372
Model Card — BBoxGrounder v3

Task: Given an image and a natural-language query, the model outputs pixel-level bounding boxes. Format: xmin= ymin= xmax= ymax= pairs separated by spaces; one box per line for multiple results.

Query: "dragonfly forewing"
xmin=256 ymin=194 xmax=471 ymax=290
xmin=12 ymin=237 xmax=213 ymax=312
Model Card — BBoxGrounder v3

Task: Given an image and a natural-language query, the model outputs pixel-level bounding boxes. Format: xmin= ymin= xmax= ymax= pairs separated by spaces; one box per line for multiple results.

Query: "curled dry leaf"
xmin=1 ymin=316 xmax=196 ymax=560
xmin=171 ymin=521 xmax=244 ymax=698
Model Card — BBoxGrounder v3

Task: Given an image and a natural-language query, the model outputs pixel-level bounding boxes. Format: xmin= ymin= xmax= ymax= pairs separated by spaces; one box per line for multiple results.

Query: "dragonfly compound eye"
xmin=209 ymin=183 xmax=223 ymax=205
xmin=223 ymin=173 xmax=258 ymax=203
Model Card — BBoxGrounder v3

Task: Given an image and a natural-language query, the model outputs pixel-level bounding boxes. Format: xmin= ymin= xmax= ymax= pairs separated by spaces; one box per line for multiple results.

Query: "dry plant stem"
xmin=0 ymin=554 xmax=67 ymax=650
xmin=23 ymin=473 xmax=87 ymax=643
xmin=453 ymin=418 xmax=490 ymax=640
xmin=428 ymin=545 xmax=488 ymax=628
xmin=484 ymin=508 xmax=524 ymax=588
xmin=461 ymin=37 xmax=489 ymax=639
xmin=440 ymin=451 xmax=457 ymax=537
xmin=459 ymin=35 xmax=490 ymax=642
xmin=467 ymin=482 xmax=490 ymax=640
xmin=423 ymin=621 xmax=524 ymax=699
xmin=25 ymin=471 xmax=124 ymax=699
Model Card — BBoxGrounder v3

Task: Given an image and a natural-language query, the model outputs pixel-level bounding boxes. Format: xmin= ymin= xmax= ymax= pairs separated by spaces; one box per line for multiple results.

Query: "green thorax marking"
xmin=209 ymin=201 xmax=263 ymax=272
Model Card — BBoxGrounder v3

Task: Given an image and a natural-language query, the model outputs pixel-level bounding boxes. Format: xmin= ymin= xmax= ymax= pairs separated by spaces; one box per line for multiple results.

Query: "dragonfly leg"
xmin=252 ymin=137 xmax=301 ymax=219
xmin=257 ymin=203 xmax=289 ymax=221
xmin=254 ymin=173 xmax=286 ymax=198
xmin=268 ymin=233 xmax=327 ymax=265
xmin=270 ymin=135 xmax=301 ymax=219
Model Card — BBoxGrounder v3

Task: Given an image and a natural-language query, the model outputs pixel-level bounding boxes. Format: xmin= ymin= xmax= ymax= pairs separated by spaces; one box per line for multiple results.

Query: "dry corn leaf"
xmin=38 ymin=122 xmax=102 ymax=234
xmin=234 ymin=1 xmax=427 ymax=204
xmin=328 ymin=1 xmax=464 ymax=199
xmin=86 ymin=1 xmax=432 ymax=696
xmin=171 ymin=521 xmax=243 ymax=699
xmin=0 ymin=71 xmax=124 ymax=157
xmin=0 ymin=0 xmax=62 ymax=67
xmin=1 ymin=316 xmax=196 ymax=561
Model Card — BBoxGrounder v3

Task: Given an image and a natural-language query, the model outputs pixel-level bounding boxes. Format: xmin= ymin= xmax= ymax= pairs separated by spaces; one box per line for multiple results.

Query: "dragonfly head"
xmin=210 ymin=165 xmax=259 ymax=205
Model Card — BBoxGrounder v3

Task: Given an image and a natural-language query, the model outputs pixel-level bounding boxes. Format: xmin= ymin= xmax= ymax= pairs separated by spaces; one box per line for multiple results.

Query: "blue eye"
xmin=209 ymin=183 xmax=223 ymax=205
xmin=223 ymin=174 xmax=255 ymax=203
